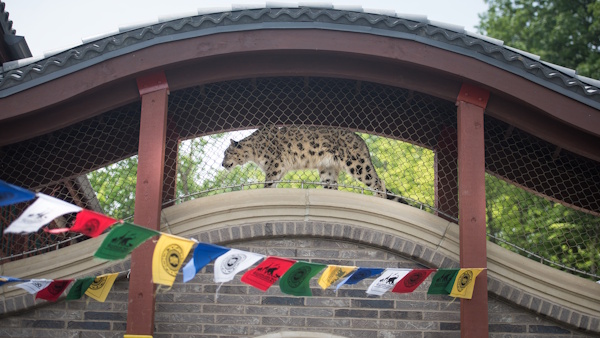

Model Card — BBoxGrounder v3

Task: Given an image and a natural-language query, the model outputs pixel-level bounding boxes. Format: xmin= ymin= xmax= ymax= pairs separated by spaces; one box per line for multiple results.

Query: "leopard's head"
xmin=222 ymin=139 xmax=248 ymax=170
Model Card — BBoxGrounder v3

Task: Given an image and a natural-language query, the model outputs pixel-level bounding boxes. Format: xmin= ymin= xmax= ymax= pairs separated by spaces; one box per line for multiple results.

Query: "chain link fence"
xmin=1 ymin=77 xmax=598 ymax=280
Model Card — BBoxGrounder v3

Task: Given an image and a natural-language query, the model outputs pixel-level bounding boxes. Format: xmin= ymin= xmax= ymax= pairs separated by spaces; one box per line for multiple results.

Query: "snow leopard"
xmin=222 ymin=125 xmax=406 ymax=203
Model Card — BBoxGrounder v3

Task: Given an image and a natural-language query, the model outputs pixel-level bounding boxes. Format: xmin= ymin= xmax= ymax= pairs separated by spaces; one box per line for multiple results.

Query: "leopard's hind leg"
xmin=345 ymin=154 xmax=387 ymax=198
xmin=318 ymin=167 xmax=340 ymax=190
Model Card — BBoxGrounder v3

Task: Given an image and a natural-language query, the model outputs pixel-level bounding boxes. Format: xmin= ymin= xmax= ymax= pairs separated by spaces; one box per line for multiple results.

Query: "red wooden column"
xmin=456 ymin=83 xmax=490 ymax=338
xmin=126 ymin=72 xmax=170 ymax=336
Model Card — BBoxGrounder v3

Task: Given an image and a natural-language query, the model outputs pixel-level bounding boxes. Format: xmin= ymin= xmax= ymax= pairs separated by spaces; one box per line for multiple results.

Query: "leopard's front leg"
xmin=264 ymin=165 xmax=284 ymax=188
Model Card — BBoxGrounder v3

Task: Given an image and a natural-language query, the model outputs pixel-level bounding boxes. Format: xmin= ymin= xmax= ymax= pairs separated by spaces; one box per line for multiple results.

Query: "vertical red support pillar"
xmin=126 ymin=72 xmax=169 ymax=336
xmin=456 ymin=83 xmax=489 ymax=338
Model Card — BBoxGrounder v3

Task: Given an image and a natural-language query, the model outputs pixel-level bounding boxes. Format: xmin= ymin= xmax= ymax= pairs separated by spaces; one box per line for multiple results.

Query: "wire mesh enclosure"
xmin=0 ymin=77 xmax=598 ymax=280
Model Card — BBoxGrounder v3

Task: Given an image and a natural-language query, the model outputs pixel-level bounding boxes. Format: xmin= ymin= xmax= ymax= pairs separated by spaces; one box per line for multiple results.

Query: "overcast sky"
xmin=5 ymin=0 xmax=488 ymax=56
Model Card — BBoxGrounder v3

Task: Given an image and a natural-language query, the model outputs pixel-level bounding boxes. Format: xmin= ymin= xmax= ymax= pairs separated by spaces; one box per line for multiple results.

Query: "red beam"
xmin=456 ymin=83 xmax=489 ymax=337
xmin=126 ymin=72 xmax=169 ymax=336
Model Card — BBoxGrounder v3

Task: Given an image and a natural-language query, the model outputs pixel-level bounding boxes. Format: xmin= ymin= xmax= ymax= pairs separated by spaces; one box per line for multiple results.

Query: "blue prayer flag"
xmin=182 ymin=243 xmax=230 ymax=282
xmin=0 ymin=276 xmax=25 ymax=286
xmin=0 ymin=180 xmax=36 ymax=207
xmin=343 ymin=267 xmax=385 ymax=285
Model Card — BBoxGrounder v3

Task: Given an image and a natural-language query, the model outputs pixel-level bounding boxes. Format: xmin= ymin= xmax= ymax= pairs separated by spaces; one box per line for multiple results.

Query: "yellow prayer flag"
xmin=152 ymin=234 xmax=195 ymax=286
xmin=85 ymin=273 xmax=118 ymax=302
xmin=449 ymin=268 xmax=484 ymax=299
xmin=317 ymin=265 xmax=357 ymax=289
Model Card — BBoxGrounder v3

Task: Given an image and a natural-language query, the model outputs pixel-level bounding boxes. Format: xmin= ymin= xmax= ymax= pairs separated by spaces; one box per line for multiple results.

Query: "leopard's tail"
xmin=385 ymin=190 xmax=409 ymax=205
xmin=375 ymin=179 xmax=408 ymax=205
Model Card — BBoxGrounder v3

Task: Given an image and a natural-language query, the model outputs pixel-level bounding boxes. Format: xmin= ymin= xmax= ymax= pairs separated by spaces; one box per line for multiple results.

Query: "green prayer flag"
xmin=66 ymin=277 xmax=95 ymax=300
xmin=279 ymin=261 xmax=326 ymax=296
xmin=94 ymin=222 xmax=159 ymax=260
xmin=427 ymin=269 xmax=459 ymax=295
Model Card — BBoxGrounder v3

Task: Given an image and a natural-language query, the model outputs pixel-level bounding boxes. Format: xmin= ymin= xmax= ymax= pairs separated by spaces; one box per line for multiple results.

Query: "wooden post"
xmin=456 ymin=83 xmax=490 ymax=338
xmin=126 ymin=72 xmax=169 ymax=336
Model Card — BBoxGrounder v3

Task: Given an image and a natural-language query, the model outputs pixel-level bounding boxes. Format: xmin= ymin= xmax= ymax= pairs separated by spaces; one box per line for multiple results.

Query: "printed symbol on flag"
xmin=32 ymin=281 xmax=44 ymax=289
xmin=374 ymin=272 xmax=400 ymax=288
xmin=335 ymin=269 xmax=347 ymax=278
xmin=384 ymin=274 xmax=400 ymax=285
xmin=350 ymin=269 xmax=370 ymax=281
xmin=220 ymin=253 xmax=246 ymax=275
xmin=83 ymin=219 xmax=100 ymax=235
xmin=0 ymin=192 xmax=14 ymax=201
xmin=89 ymin=276 xmax=107 ymax=291
xmin=286 ymin=266 xmax=311 ymax=288
xmin=108 ymin=231 xmax=136 ymax=249
xmin=456 ymin=270 xmax=473 ymax=292
xmin=436 ymin=272 xmax=454 ymax=285
xmin=161 ymin=244 xmax=184 ymax=277
xmin=257 ymin=263 xmax=281 ymax=280
xmin=48 ymin=281 xmax=69 ymax=295
xmin=22 ymin=211 xmax=50 ymax=224
xmin=373 ymin=273 xmax=400 ymax=289
xmin=404 ymin=271 xmax=426 ymax=288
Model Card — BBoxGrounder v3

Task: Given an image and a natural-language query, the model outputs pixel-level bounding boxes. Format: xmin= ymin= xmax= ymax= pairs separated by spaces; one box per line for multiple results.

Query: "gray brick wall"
xmin=0 ymin=221 xmax=598 ymax=337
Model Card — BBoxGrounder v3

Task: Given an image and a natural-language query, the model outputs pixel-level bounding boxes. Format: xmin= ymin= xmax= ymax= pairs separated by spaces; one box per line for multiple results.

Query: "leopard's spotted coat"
xmin=222 ymin=125 xmax=406 ymax=203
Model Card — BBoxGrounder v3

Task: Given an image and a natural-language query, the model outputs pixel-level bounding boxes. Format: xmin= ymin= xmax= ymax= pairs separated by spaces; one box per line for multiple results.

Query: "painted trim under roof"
xmin=0 ymin=7 xmax=598 ymax=109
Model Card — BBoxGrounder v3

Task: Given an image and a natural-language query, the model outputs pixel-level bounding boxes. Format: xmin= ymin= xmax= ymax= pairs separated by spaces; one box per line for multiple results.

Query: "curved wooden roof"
xmin=0 ymin=8 xmax=598 ymax=161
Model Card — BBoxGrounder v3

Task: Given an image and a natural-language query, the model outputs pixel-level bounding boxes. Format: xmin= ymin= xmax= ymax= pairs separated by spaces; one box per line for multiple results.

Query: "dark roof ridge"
xmin=0 ymin=1 xmax=15 ymax=36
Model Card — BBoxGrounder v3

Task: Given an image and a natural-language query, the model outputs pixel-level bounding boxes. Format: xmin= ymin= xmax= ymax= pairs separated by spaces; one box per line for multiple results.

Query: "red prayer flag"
xmin=392 ymin=269 xmax=435 ymax=293
xmin=70 ymin=210 xmax=117 ymax=237
xmin=241 ymin=256 xmax=296 ymax=291
xmin=35 ymin=279 xmax=73 ymax=302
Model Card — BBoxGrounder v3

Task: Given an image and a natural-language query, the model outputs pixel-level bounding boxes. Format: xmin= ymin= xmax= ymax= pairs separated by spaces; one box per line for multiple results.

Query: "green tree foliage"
xmin=363 ymin=134 xmax=435 ymax=205
xmin=478 ymin=0 xmax=600 ymax=278
xmin=486 ymin=174 xmax=599 ymax=278
xmin=87 ymin=156 xmax=138 ymax=220
xmin=178 ymin=134 xmax=266 ymax=198
xmin=478 ymin=0 xmax=600 ymax=79
xmin=88 ymin=133 xmax=266 ymax=217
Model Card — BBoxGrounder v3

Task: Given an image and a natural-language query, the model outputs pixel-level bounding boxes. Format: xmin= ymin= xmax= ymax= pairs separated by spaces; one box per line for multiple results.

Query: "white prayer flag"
xmin=366 ymin=268 xmax=412 ymax=296
xmin=12 ymin=279 xmax=52 ymax=294
xmin=214 ymin=249 xmax=264 ymax=283
xmin=4 ymin=194 xmax=82 ymax=233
